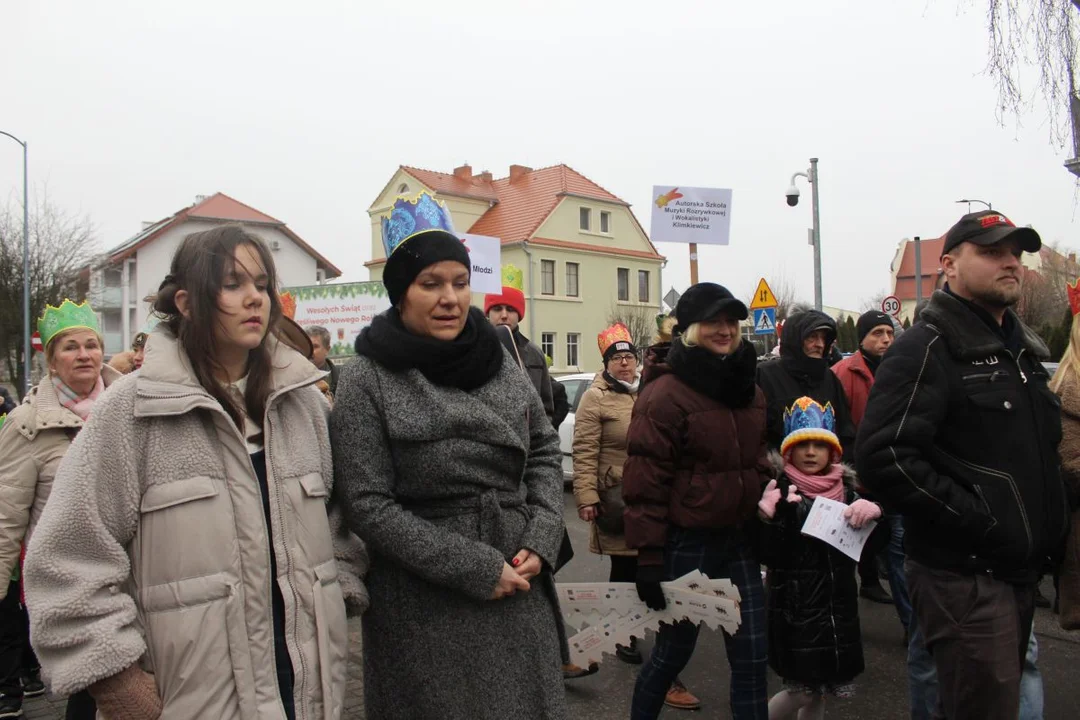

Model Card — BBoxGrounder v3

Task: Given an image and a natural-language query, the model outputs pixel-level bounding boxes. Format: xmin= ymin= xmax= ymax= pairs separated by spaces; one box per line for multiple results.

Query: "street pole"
xmin=689 ymin=243 xmax=699 ymax=285
xmin=0 ymin=131 xmax=29 ymax=398
xmin=809 ymin=158 xmax=822 ymax=311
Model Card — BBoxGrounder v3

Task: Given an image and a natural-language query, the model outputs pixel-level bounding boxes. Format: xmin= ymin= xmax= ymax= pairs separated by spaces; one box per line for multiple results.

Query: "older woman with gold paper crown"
xmin=0 ymin=299 xmax=117 ymax=718
xmin=332 ymin=191 xmax=568 ymax=719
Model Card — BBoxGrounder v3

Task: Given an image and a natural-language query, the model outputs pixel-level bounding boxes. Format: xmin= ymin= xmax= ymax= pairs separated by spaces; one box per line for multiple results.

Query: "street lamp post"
xmin=956 ymin=198 xmax=992 ymax=214
xmin=786 ymin=157 xmax=822 ymax=311
xmin=0 ymin=131 xmax=30 ymax=398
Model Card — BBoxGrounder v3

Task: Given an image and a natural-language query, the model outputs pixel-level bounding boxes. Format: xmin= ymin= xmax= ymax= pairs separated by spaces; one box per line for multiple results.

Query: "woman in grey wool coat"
xmin=331 ymin=191 xmax=567 ymax=720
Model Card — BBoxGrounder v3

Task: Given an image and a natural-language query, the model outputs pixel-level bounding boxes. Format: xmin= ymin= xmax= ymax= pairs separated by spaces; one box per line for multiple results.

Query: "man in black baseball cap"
xmin=941 ymin=210 xmax=1041 ymax=256
xmin=857 ymin=209 xmax=1066 ymax=719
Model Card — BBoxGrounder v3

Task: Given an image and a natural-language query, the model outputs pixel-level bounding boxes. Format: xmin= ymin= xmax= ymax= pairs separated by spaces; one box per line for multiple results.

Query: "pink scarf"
xmin=51 ymin=374 xmax=104 ymax=421
xmin=785 ymin=462 xmax=845 ymax=502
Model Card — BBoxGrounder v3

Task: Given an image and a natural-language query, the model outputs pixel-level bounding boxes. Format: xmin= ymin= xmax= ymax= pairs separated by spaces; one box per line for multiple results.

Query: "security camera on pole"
xmin=785 ymin=157 xmax=822 ymax=311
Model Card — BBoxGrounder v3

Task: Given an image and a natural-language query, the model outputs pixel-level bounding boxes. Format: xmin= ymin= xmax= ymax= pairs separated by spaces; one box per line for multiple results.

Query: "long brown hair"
xmin=152 ymin=225 xmax=282 ymax=429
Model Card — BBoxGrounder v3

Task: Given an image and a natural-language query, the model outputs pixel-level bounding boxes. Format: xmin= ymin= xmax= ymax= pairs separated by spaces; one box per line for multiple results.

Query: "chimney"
xmin=509 ymin=164 xmax=532 ymax=182
xmin=141 ymin=221 xmax=155 ymax=230
xmin=194 ymin=194 xmax=208 ymax=205
xmin=475 ymin=170 xmax=493 ymax=184
xmin=453 ymin=164 xmax=472 ymax=180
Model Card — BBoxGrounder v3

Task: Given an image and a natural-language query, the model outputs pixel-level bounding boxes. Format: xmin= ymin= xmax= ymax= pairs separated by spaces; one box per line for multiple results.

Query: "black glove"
xmin=635 ymin=564 xmax=667 ymax=611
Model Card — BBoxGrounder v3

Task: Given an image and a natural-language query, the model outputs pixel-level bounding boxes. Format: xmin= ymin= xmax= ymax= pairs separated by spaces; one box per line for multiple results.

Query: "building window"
xmin=638 ymin=270 xmax=650 ymax=303
xmin=567 ymin=333 xmax=580 ymax=367
xmin=566 ymin=262 xmax=579 ymax=297
xmin=579 ymin=207 xmax=591 ymax=231
xmin=398 ymin=183 xmax=409 ymax=193
xmin=541 ymin=259 xmax=555 ymax=295
xmin=600 ymin=211 xmax=611 ymax=234
xmin=541 ymin=332 xmax=555 ymax=363
xmin=617 ymin=268 xmax=629 ymax=301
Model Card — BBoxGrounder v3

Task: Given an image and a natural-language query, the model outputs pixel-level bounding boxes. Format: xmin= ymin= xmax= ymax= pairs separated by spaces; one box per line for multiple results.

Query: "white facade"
xmin=90 ymin=222 xmax=323 ymax=354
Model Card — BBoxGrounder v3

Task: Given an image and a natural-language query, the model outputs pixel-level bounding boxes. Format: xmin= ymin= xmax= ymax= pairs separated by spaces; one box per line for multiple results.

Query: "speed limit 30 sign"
xmin=881 ymin=295 xmax=902 ymax=317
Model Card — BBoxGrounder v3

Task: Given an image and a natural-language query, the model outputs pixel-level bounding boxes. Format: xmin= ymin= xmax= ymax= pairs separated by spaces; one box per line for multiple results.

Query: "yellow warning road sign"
xmin=749 ymin=278 xmax=778 ymax=309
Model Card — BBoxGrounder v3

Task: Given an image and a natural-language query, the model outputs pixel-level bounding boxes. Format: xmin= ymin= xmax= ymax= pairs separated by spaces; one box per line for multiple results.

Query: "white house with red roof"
xmin=88 ymin=192 xmax=341 ymax=354
xmin=367 ymin=163 xmax=664 ymax=374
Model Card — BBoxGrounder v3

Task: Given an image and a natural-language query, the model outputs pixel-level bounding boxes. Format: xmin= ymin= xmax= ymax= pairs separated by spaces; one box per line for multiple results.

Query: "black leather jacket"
xmin=856 ymin=290 xmax=1069 ymax=583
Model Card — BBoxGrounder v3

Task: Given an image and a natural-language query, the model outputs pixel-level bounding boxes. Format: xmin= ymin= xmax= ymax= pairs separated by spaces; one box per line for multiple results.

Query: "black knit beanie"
xmin=857 ymin=311 xmax=893 ymax=345
xmin=383 ymin=231 xmax=471 ymax=306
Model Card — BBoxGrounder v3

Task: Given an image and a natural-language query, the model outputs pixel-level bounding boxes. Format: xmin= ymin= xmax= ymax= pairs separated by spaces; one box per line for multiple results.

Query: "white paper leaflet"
xmin=800 ymin=496 xmax=878 ymax=562
xmin=557 ymin=572 xmax=742 ymax=667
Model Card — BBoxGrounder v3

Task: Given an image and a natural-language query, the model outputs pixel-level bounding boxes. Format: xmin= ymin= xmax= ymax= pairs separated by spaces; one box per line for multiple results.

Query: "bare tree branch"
xmin=0 ymin=189 xmax=98 ymax=388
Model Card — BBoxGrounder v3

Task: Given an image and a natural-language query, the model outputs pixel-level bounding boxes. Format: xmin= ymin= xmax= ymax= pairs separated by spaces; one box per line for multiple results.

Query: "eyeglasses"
xmin=610 ymin=353 xmax=637 ymax=364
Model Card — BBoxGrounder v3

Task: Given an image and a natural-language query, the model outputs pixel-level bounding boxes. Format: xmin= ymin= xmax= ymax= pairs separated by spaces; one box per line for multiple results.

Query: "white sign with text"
xmin=650 ymin=185 xmax=733 ymax=246
xmin=459 ymin=233 xmax=502 ymax=294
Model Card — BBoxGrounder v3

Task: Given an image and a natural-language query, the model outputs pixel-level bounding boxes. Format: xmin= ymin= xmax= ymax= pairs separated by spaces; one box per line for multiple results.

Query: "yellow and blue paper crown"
xmin=381 ymin=191 xmax=457 ymax=257
xmin=502 ymin=264 xmax=524 ymax=292
xmin=37 ymin=299 xmax=100 ymax=350
xmin=780 ymin=396 xmax=842 ymax=460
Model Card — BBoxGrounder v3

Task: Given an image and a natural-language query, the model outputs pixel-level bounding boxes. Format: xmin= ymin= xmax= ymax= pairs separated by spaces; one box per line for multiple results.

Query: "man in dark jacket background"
xmin=855 ymin=210 xmax=1068 ymax=720
xmin=757 ymin=310 xmax=856 ymax=460
xmin=485 ymin=282 xmax=555 ymax=422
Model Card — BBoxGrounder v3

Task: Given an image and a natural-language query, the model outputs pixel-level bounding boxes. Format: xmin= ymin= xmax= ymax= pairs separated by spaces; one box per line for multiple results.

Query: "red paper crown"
xmin=279 ymin=291 xmax=297 ymax=320
xmin=1068 ymin=279 xmax=1080 ymax=316
xmin=598 ymin=322 xmax=634 ymax=358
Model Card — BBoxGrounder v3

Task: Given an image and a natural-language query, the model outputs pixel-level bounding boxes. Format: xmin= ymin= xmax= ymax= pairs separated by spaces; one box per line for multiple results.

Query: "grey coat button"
xmin=1004 ymin=400 xmax=1013 ymax=410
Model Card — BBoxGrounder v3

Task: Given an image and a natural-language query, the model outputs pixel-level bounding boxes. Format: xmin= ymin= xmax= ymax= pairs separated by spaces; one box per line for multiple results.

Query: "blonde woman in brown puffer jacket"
xmin=1051 ymin=309 xmax=1080 ymax=631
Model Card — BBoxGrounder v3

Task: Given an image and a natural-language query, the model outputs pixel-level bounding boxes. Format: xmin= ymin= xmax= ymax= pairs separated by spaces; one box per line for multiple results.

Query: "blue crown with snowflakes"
xmin=780 ymin=396 xmax=843 ymax=459
xmin=381 ymin=191 xmax=457 ymax=257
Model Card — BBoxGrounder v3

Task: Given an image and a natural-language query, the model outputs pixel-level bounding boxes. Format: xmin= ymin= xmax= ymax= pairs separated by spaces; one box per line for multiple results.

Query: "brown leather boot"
xmin=664 ymin=678 xmax=701 ymax=711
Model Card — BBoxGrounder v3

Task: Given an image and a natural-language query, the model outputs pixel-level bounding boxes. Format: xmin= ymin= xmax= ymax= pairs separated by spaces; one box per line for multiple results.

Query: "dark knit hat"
xmin=857 ymin=311 xmax=893 ymax=345
xmin=673 ymin=282 xmax=748 ymax=335
xmin=383 ymin=232 xmax=471 ymax=306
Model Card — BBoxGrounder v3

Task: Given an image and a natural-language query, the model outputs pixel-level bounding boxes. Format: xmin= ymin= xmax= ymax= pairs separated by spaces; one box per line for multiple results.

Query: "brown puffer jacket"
xmin=1055 ymin=370 xmax=1080 ymax=630
xmin=622 ymin=343 xmax=770 ymax=567
xmin=572 ymin=373 xmax=637 ymax=556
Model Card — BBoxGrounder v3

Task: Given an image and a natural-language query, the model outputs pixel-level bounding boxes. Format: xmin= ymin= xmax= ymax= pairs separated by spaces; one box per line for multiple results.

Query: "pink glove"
xmin=758 ymin=479 xmax=781 ymax=519
xmin=786 ymin=485 xmax=803 ymax=505
xmin=844 ymin=499 xmax=882 ymax=529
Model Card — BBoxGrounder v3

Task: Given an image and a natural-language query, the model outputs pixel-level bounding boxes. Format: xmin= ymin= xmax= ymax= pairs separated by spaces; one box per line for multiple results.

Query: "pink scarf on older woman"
xmin=51 ymin=374 xmax=104 ymax=421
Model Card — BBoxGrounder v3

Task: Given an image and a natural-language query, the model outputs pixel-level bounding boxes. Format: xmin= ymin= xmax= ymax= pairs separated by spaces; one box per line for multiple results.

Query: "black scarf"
xmin=354 ymin=307 xmax=504 ymax=391
xmin=667 ymin=338 xmax=758 ymax=408
xmin=859 ymin=349 xmax=882 ymax=377
xmin=602 ymin=370 xmax=633 ymax=394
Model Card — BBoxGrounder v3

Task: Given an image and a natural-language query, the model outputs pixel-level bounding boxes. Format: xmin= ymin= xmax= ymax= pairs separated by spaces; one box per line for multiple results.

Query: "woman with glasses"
xmin=571 ymin=323 xmax=700 ymax=709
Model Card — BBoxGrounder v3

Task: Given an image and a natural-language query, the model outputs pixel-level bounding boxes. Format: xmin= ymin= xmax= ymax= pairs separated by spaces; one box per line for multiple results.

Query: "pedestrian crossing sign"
xmin=753 ymin=307 xmax=776 ymax=335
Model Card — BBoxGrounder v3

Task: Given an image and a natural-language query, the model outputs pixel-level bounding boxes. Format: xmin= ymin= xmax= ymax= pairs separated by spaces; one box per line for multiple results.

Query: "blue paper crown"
xmin=781 ymin=396 xmax=842 ymax=458
xmin=381 ymin=191 xmax=457 ymax=257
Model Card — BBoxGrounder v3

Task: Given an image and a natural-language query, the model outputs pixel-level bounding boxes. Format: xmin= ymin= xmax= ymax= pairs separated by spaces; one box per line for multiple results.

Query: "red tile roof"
xmin=893 ymin=237 xmax=944 ymax=301
xmin=105 ymin=192 xmax=341 ymax=277
xmin=400 ymin=166 xmax=499 ymax=202
xmin=393 ymin=164 xmax=661 ymax=260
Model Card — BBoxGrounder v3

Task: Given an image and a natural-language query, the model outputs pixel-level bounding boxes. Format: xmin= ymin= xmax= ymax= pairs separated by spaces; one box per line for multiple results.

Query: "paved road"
xmin=24 ymin=489 xmax=1080 ymax=719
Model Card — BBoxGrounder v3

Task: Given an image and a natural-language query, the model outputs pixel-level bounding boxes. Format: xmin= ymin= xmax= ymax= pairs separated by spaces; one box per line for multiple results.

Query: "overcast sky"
xmin=3 ymin=0 xmax=1077 ymax=312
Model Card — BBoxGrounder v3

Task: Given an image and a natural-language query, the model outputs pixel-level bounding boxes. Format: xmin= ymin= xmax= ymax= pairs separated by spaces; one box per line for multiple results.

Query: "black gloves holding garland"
xmin=635 ymin=564 xmax=667 ymax=611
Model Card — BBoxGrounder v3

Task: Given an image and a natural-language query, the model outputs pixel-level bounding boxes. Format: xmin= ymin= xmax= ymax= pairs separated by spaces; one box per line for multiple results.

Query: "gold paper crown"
xmin=598 ymin=322 xmax=634 ymax=357
xmin=37 ymin=299 xmax=100 ymax=350
xmin=502 ymin=264 xmax=524 ymax=292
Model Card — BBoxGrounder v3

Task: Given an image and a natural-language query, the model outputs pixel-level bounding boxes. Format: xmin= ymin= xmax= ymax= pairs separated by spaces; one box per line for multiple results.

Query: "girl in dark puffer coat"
xmin=757 ymin=397 xmax=881 ymax=720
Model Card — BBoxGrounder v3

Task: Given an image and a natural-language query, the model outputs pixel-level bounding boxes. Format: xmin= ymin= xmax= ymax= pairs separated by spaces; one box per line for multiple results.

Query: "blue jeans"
xmin=631 ymin=527 xmax=767 ymax=720
xmin=883 ymin=515 xmax=912 ymax=630
xmin=908 ymin=614 xmax=1042 ymax=719
xmin=1018 ymin=629 xmax=1043 ymax=720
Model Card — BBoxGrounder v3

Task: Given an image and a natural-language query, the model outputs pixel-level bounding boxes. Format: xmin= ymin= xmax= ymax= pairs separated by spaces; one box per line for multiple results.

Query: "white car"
xmin=554 ymin=373 xmax=597 ymax=486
